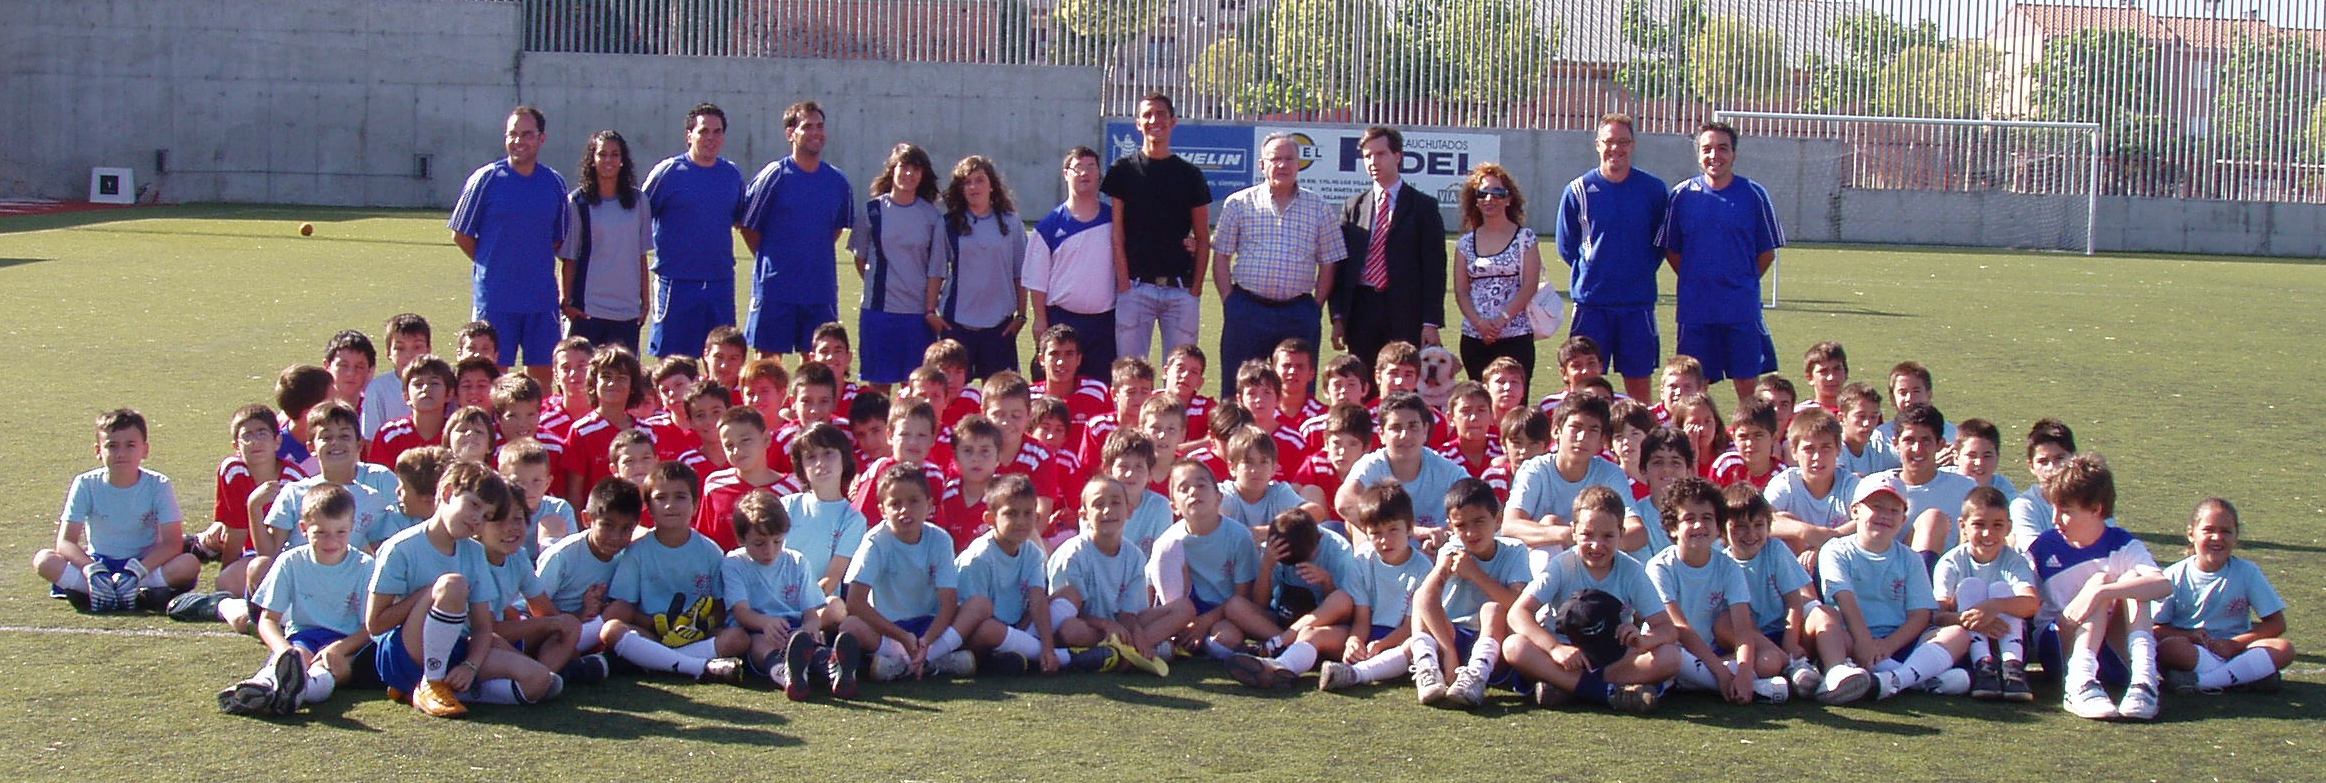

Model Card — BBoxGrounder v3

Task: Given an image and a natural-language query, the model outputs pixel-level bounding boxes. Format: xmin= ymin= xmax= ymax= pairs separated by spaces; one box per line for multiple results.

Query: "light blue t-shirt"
xmin=1869 ymin=469 xmax=1979 ymax=553
xmin=369 ymin=524 xmax=502 ymax=613
xmin=526 ymin=496 xmax=579 ymax=561
xmin=1624 ymin=496 xmax=1675 ymax=559
xmin=1727 ymin=540 xmax=1812 ymax=634
xmin=264 ymin=475 xmax=391 ymax=551
xmin=1818 ymin=535 xmax=1936 ymax=635
xmin=609 ymin=531 xmax=726 ymax=613
xmin=1524 ymin=549 xmax=1666 ymax=628
xmin=1508 ymin=455 xmax=1631 ymax=523
xmin=845 ymin=524 xmax=960 ymax=621
xmin=1218 ymin=481 xmax=1308 ymax=533
xmin=485 ymin=548 xmax=544 ymax=614
xmin=61 ymin=468 xmax=181 ymax=559
xmin=956 ymin=535 xmax=1050 ymax=626
xmin=2153 ymin=557 xmax=2287 ymax=637
xmin=1347 ymin=449 xmax=1468 ymax=528
xmin=1122 ymin=491 xmax=1174 ymax=557
xmin=1931 ymin=544 xmax=2037 ymax=605
xmin=1173 ymin=519 xmax=1261 ymax=606
xmin=1270 ymin=528 xmax=1357 ymax=608
xmin=1948 ymin=470 xmax=2017 ymax=501
xmin=1762 ymin=467 xmax=1858 ymax=529
xmin=1873 ymin=420 xmax=1959 ymax=449
xmin=251 ymin=544 xmax=374 ymax=637
xmin=364 ymin=502 xmax=425 ymax=554
xmin=1048 ymin=535 xmax=1149 ymax=619
xmin=1837 ymin=436 xmax=1900 ymax=478
xmin=2008 ymin=487 xmax=2119 ymax=552
xmin=783 ymin=492 xmax=869 ymax=576
xmin=1437 ymin=536 xmax=1534 ymax=628
xmin=535 ymin=531 xmax=622 ymax=615
xmin=1647 ymin=547 xmax=1753 ymax=638
xmin=723 ymin=549 xmax=826 ymax=620
xmin=1351 ymin=548 xmax=1434 ymax=629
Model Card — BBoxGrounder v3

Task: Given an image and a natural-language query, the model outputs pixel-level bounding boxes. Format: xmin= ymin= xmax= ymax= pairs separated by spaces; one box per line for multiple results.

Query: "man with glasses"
xmin=1026 ymin=146 xmax=1121 ymax=380
xmin=1555 ymin=113 xmax=1668 ymax=400
xmin=1208 ymin=133 xmax=1346 ymax=396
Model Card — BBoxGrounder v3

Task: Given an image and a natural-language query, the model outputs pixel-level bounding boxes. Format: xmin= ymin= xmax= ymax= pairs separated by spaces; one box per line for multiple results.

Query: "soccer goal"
xmin=1711 ymin=111 xmax=2103 ymax=307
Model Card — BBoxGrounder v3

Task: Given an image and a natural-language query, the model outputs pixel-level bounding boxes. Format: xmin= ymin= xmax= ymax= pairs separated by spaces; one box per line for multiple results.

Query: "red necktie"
xmin=1361 ymin=189 xmax=1392 ymax=289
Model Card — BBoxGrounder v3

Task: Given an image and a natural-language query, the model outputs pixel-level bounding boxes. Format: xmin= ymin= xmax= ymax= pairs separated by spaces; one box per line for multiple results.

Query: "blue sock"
xmin=1921 ymin=550 xmax=1939 ymax=573
xmin=1576 ymin=667 xmax=1611 ymax=707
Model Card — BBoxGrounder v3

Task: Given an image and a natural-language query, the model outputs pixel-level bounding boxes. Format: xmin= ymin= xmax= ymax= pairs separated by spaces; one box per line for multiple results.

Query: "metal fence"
xmin=513 ymin=0 xmax=2326 ymax=202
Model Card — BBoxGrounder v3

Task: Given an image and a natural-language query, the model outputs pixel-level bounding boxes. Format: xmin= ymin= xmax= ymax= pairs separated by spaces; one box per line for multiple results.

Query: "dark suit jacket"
xmin=1333 ymin=182 xmax=1447 ymax=331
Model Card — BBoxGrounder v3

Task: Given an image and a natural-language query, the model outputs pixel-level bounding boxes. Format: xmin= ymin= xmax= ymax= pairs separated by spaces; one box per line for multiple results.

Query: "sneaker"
xmin=2001 ymin=659 xmax=2034 ymax=702
xmin=1970 ymin=658 xmax=2004 ymax=700
xmin=2117 ymin=682 xmax=2160 ymax=721
xmin=700 ymin=656 xmax=746 ymax=684
xmin=1785 ymin=658 xmax=1823 ymax=700
xmin=1105 ymin=636 xmax=1170 ymax=678
xmin=981 ymin=651 xmax=1031 ymax=677
xmin=265 ymin=648 xmax=308 ymax=715
xmin=1446 ymin=665 xmax=1489 ymax=707
xmin=1316 ymin=661 xmax=1359 ymax=692
xmin=2240 ymin=671 xmax=2284 ymax=695
xmin=411 ymin=680 xmax=469 ymax=718
xmin=1609 ymin=683 xmax=1663 ymax=714
xmin=2063 ymin=681 xmax=2119 ymax=720
xmin=1410 ymin=659 xmax=1449 ymax=704
xmin=2162 ymin=668 xmax=2200 ymax=696
xmin=1917 ymin=668 xmax=1972 ymax=696
xmin=1067 ymin=646 xmax=1122 ymax=673
xmin=217 ymin=680 xmax=272 ymax=715
xmin=828 ymin=634 xmax=862 ymax=698
xmin=166 ymin=590 xmax=229 ymax=622
xmin=1818 ymin=664 xmax=1872 ymax=704
xmin=135 ymin=587 xmax=175 ymax=613
xmin=561 ymin=653 xmax=611 ymax=686
xmin=782 ymin=631 xmax=819 ymax=701
xmin=184 ymin=534 xmax=220 ymax=564
xmin=1225 ymin=653 xmax=1274 ymax=689
xmin=1530 ymin=680 xmax=1574 ymax=708
xmin=58 ymin=589 xmax=93 ymax=613
xmin=1751 ymin=675 xmax=1790 ymax=704
xmin=931 ymin=650 xmax=977 ymax=678
xmin=869 ymin=653 xmax=908 ymax=682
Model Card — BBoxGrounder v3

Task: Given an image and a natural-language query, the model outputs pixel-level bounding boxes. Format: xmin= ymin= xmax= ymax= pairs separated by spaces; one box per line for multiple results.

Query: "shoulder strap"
xmin=865 ymin=198 xmax=889 ymax=311
xmin=566 ymin=188 xmax=594 ymax=310
xmin=941 ymin=218 xmax=964 ymax=322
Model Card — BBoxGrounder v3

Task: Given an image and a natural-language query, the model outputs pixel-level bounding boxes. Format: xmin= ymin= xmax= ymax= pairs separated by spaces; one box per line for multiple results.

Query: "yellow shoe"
xmin=411 ymin=680 xmax=468 ymax=718
xmin=1107 ymin=636 xmax=1170 ymax=678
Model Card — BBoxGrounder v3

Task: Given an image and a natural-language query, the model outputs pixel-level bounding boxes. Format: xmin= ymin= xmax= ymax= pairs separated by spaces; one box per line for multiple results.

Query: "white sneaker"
xmin=1410 ymin=659 xmax=1449 ymax=704
xmin=1317 ymin=661 xmax=1358 ymax=692
xmin=1873 ymin=670 xmax=1904 ymax=700
xmin=1752 ymin=675 xmax=1790 ymax=703
xmin=932 ymin=650 xmax=977 ymax=677
xmin=1446 ymin=665 xmax=1489 ymax=707
xmin=1818 ymin=664 xmax=1872 ymax=704
xmin=2064 ymin=681 xmax=2120 ymax=720
xmin=1917 ymin=668 xmax=1972 ymax=696
xmin=870 ymin=654 xmax=908 ymax=682
xmin=1785 ymin=658 xmax=1822 ymax=700
xmin=2117 ymin=682 xmax=2160 ymax=721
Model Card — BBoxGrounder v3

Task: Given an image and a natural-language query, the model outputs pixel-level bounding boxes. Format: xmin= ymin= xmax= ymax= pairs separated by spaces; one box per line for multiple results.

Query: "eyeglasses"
xmin=1473 ymin=187 xmax=1510 ymax=200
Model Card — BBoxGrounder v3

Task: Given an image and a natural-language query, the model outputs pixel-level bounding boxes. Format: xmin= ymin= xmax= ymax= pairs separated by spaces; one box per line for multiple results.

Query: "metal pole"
xmin=2086 ymin=126 xmax=2100 ymax=256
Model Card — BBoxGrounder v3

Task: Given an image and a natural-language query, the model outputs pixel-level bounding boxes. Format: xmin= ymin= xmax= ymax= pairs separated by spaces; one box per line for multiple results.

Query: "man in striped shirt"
xmin=1208 ymin=133 xmax=1346 ymax=399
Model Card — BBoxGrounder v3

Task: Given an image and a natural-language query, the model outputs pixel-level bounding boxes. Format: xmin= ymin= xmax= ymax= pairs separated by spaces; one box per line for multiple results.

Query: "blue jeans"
xmin=1114 ymin=282 xmax=1201 ymax=366
xmin=1218 ymin=288 xmax=1320 ymax=397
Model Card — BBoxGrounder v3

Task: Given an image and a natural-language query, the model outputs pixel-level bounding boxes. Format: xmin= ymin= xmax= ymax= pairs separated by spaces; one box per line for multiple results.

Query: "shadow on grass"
xmin=0 ymin=203 xmax=440 ymax=236
xmin=2237 ymin=538 xmax=2326 ymax=555
xmin=1767 ymin=298 xmax=1916 ymax=318
xmin=0 ymin=257 xmax=49 ymax=270
xmin=1796 ymin=241 xmax=2326 ymax=268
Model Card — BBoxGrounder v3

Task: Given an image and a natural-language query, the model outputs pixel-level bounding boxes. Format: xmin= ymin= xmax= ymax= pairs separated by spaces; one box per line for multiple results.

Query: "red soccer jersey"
xmin=562 ymin=411 xmax=649 ymax=501
xmin=1480 ymin=455 xmax=1516 ymax=503
xmin=365 ymin=416 xmax=441 ymax=470
xmin=1265 ymin=421 xmax=1310 ymax=476
xmin=769 ymin=416 xmax=854 ymax=476
xmin=997 ymin=438 xmax=1067 ymax=508
xmin=1289 ymin=397 xmax=1328 ymax=426
xmin=1708 ymin=450 xmax=1784 ymax=489
xmin=1181 ymin=444 xmax=1230 ymax=485
xmin=214 ymin=456 xmax=308 ymax=531
xmin=935 ymin=478 xmax=990 ymax=554
xmin=540 ymin=397 xmax=576 ymax=440
xmin=694 ymin=468 xmax=797 ymax=551
xmin=641 ymin=411 xmax=698 ymax=461
xmin=1288 ymin=451 xmax=1346 ymax=522
xmin=1181 ymin=393 xmax=1217 ymax=441
xmin=942 ymin=389 xmax=982 ymax=430
xmin=1435 ymin=437 xmax=1505 ymax=481
xmin=1073 ymin=413 xmax=1123 ymax=476
xmin=1033 ymin=377 xmax=1112 ymax=423
xmin=850 ymin=457 xmax=949 ymax=528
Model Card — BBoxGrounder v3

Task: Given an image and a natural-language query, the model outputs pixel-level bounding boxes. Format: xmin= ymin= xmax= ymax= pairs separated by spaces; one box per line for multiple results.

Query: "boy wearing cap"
xmin=1812 ymin=472 xmax=1976 ymax=703
xmin=1501 ymin=485 xmax=1678 ymax=713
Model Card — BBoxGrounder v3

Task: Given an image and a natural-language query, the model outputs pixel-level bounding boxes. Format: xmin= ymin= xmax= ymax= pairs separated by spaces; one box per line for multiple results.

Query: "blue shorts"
xmin=1675 ymin=321 xmax=1777 ymax=384
xmin=2036 ymin=623 xmax=2131 ymax=687
xmin=1191 ymin=595 xmax=1221 ymax=616
xmin=479 ymin=309 xmax=559 ymax=368
xmin=1570 ymin=304 xmax=1660 ymax=378
xmin=375 ymin=625 xmax=469 ymax=694
xmin=894 ymin=615 xmax=936 ymax=638
xmin=1366 ymin=624 xmax=1396 ymax=643
xmin=747 ymin=300 xmax=838 ymax=355
xmin=858 ymin=309 xmax=935 ymax=384
xmin=650 ymin=276 xmax=738 ymax=357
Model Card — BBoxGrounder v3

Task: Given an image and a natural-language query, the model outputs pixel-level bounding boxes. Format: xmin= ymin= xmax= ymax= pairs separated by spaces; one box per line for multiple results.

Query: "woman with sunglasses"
xmin=1453 ymin=163 xmax=1543 ymax=385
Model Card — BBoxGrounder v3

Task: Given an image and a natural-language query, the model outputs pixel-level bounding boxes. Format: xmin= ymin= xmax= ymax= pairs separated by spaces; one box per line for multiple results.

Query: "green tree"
xmin=1614 ymin=0 xmax=1706 ymax=101
xmin=2030 ymin=28 xmax=2164 ymax=156
xmin=1805 ymin=11 xmax=1941 ymax=113
xmin=1421 ymin=0 xmax=1554 ymax=108
xmin=2213 ymin=30 xmax=2326 ymax=161
xmin=1051 ymin=0 xmax=1166 ymax=68
xmin=1686 ymin=16 xmax=1788 ymax=106
xmin=1267 ymin=0 xmax=1384 ymax=109
xmin=1872 ymin=42 xmax=2003 ymax=119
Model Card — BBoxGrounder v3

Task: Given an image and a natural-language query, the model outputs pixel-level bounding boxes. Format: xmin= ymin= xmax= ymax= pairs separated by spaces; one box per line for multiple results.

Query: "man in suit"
xmin=1333 ymin=126 xmax=1447 ymax=367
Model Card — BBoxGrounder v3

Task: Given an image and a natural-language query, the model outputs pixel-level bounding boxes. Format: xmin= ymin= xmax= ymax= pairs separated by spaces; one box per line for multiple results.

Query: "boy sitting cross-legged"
xmin=844 ymin=465 xmax=980 ymax=681
xmin=219 ymin=485 xmax=375 ymax=716
xmin=1048 ymin=475 xmax=1182 ymax=677
xmin=597 ymin=461 xmax=751 ymax=685
xmin=1501 ymin=485 xmax=1679 ymax=713
xmin=723 ymin=489 xmax=872 ymax=700
xmin=1371 ymin=478 xmax=1528 ymax=707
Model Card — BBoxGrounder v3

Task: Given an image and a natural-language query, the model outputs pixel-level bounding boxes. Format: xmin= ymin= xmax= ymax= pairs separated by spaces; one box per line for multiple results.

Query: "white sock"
xmin=422 ymin=608 xmax=467 ymax=683
xmin=2066 ymin=645 xmax=2101 ymax=688
xmin=251 ymin=650 xmax=285 ymax=686
xmin=1273 ymin=641 xmax=1318 ymax=674
xmin=1204 ymin=638 xmax=1238 ymax=660
xmin=1408 ymin=635 xmax=1442 ymax=672
xmin=925 ymin=627 xmax=964 ymax=660
xmin=1049 ymin=599 xmax=1078 ymax=631
xmin=466 ymin=678 xmax=522 ymax=704
xmin=301 ymin=663 xmax=336 ymax=705
xmin=1967 ymin=633 xmax=1995 ymax=664
xmin=576 ymin=617 xmax=605 ymax=653
xmin=1052 ymin=647 xmax=1075 ymax=663
xmin=1676 ymin=651 xmax=1720 ymax=691
xmin=1350 ymin=646 xmax=1411 ymax=682
xmin=1465 ymin=634 xmax=1501 ymax=673
xmin=2126 ymin=628 xmax=2160 ymax=688
xmin=1999 ymin=616 xmax=2026 ymax=663
xmin=2199 ymin=648 xmax=2280 ymax=689
xmin=1152 ymin=641 xmax=1174 ymax=659
xmin=874 ymin=637 xmax=910 ymax=672
xmin=768 ymin=658 xmax=791 ymax=687
xmin=997 ymin=627 xmax=1043 ymax=657
xmin=1147 ymin=535 xmax=1189 ymax=605
xmin=614 ymin=631 xmax=706 ymax=677
xmin=1891 ymin=641 xmax=1958 ymax=688
xmin=56 ymin=569 xmax=90 ymax=592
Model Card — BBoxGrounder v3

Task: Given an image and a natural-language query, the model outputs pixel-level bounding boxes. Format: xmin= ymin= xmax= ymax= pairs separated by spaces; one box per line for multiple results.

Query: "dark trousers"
xmin=946 ymin=323 xmax=1020 ymax=380
xmin=1460 ymin=333 xmax=1536 ymax=391
xmin=1219 ymin=288 xmax=1321 ymax=397
xmin=567 ymin=316 xmax=641 ymax=356
xmin=1340 ymin=286 xmax=1420 ymax=369
xmin=1046 ymin=306 xmax=1117 ymax=381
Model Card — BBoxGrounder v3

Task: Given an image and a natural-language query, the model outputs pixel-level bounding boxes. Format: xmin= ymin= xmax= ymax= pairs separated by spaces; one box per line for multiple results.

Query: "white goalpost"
xmin=1711 ymin=111 xmax=2104 ymax=307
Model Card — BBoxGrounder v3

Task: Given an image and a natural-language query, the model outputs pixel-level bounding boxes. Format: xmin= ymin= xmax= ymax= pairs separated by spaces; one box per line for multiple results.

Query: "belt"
xmin=1137 ymin=275 xmax=1189 ymax=289
xmin=1234 ymin=285 xmax=1312 ymax=308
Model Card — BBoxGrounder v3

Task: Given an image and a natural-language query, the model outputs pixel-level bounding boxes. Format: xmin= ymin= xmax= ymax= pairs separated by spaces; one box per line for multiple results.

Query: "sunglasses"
xmin=1473 ymin=187 xmax=1510 ymax=199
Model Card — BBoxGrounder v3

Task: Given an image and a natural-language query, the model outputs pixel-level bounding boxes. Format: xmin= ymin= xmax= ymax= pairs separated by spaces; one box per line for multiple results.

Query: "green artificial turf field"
xmin=0 ymin=205 xmax=2317 ymax=781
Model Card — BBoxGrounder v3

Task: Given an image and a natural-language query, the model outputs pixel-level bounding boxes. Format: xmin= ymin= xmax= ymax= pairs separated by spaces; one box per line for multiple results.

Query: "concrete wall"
xmin=0 ymin=0 xmax=1100 ymax=209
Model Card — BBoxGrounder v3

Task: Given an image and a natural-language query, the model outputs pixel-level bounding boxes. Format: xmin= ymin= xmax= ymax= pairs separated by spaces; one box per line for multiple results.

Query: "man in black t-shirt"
xmin=1102 ymin=92 xmax=1213 ymax=363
